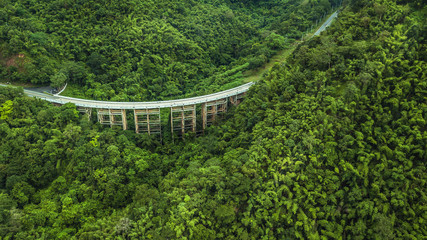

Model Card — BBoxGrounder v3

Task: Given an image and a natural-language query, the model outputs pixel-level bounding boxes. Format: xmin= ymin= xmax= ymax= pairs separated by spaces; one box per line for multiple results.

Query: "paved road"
xmin=0 ymin=11 xmax=338 ymax=110
xmin=1 ymin=82 xmax=255 ymax=109
xmin=313 ymin=11 xmax=338 ymax=36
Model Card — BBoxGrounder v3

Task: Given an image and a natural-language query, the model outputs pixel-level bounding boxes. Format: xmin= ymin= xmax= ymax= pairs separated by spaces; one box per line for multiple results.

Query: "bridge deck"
xmin=18 ymin=82 xmax=254 ymax=109
xmin=0 ymin=10 xmax=339 ymax=111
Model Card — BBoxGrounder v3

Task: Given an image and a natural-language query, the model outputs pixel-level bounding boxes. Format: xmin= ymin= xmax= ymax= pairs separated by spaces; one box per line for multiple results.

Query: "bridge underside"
xmin=83 ymin=93 xmax=247 ymax=136
xmin=201 ymin=98 xmax=228 ymax=130
xmin=171 ymin=105 xmax=196 ymax=135
xmin=229 ymin=92 xmax=246 ymax=106
xmin=98 ymin=109 xmax=127 ymax=130
xmin=78 ymin=107 xmax=92 ymax=120
xmin=135 ymin=109 xmax=161 ymax=135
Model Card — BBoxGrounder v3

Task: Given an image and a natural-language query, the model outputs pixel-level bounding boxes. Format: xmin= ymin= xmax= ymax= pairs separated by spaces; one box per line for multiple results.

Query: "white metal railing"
xmin=22 ymin=82 xmax=255 ymax=109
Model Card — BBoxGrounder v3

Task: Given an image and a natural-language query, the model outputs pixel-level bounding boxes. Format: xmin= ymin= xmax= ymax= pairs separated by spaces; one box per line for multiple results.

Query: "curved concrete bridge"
xmin=2 ymin=10 xmax=339 ymax=135
xmin=20 ymin=82 xmax=255 ymax=135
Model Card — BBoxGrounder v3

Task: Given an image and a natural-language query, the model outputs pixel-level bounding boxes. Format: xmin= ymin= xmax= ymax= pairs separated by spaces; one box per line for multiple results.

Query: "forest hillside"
xmin=0 ymin=0 xmax=340 ymax=100
xmin=0 ymin=0 xmax=426 ymax=239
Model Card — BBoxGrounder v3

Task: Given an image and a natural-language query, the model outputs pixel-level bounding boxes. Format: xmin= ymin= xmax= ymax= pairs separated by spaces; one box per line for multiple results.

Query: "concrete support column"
xmin=98 ymin=109 xmax=109 ymax=125
xmin=201 ymin=103 xmax=207 ymax=130
xmin=97 ymin=109 xmax=127 ymax=130
xmin=134 ymin=109 xmax=161 ymax=135
xmin=121 ymin=109 xmax=127 ymax=130
xmin=230 ymin=95 xmax=237 ymax=106
xmin=203 ymin=98 xmax=228 ymax=129
xmin=236 ymin=92 xmax=246 ymax=105
xmin=147 ymin=111 xmax=151 ymax=134
xmin=93 ymin=89 xmax=251 ymax=137
xmin=230 ymin=93 xmax=246 ymax=106
xmin=134 ymin=110 xmax=139 ymax=134
xmin=78 ymin=107 xmax=92 ymax=120
xmin=192 ymin=106 xmax=196 ymax=132
xmin=181 ymin=108 xmax=185 ymax=135
xmin=171 ymin=105 xmax=196 ymax=135
xmin=109 ymin=109 xmax=115 ymax=128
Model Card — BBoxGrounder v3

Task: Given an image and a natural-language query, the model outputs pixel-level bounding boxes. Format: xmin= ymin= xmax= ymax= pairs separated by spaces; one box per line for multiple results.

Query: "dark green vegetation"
xmin=0 ymin=0 xmax=339 ymax=100
xmin=1 ymin=0 xmax=427 ymax=239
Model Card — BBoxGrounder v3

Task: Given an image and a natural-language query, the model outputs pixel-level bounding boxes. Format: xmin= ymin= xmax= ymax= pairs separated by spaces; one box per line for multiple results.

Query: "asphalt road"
xmin=313 ymin=11 xmax=339 ymax=37
xmin=12 ymin=82 xmax=255 ymax=109
xmin=0 ymin=11 xmax=338 ymax=109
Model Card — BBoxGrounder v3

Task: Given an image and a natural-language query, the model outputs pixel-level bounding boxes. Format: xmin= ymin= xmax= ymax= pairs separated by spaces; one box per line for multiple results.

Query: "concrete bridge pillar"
xmin=202 ymin=98 xmax=228 ymax=130
xmin=171 ymin=105 xmax=196 ymax=135
xmin=229 ymin=95 xmax=237 ymax=106
xmin=78 ymin=107 xmax=92 ymax=120
xmin=134 ymin=108 xmax=161 ymax=135
xmin=230 ymin=92 xmax=246 ymax=106
xmin=98 ymin=109 xmax=127 ymax=130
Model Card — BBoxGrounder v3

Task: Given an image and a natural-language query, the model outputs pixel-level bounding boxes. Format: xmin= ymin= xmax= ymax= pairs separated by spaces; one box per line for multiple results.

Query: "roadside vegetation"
xmin=0 ymin=0 xmax=426 ymax=239
xmin=0 ymin=0 xmax=340 ymax=100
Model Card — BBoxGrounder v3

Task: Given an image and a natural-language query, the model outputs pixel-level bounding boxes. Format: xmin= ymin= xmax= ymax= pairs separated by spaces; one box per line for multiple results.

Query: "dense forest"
xmin=1 ymin=0 xmax=426 ymax=239
xmin=0 ymin=0 xmax=340 ymax=100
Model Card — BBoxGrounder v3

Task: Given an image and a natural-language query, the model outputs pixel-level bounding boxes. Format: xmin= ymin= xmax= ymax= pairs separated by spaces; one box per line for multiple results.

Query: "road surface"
xmin=0 ymin=10 xmax=338 ymax=109
xmin=313 ymin=11 xmax=338 ymax=36
xmin=1 ymin=83 xmax=255 ymax=109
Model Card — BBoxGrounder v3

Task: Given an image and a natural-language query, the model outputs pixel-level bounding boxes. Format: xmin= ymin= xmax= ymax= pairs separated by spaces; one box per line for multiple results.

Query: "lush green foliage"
xmin=0 ymin=0 xmax=426 ymax=239
xmin=0 ymin=0 xmax=339 ymax=100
